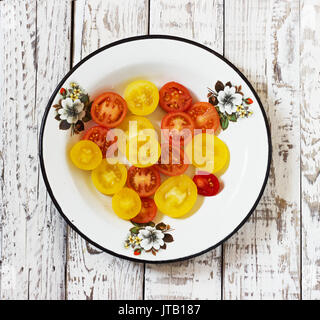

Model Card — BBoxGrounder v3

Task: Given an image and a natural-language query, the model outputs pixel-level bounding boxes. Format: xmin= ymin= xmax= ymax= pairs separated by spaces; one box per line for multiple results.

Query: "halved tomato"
xmin=131 ymin=198 xmax=157 ymax=224
xmin=119 ymin=115 xmax=155 ymax=137
xmin=70 ymin=140 xmax=102 ymax=170
xmin=193 ymin=172 xmax=220 ymax=196
xmin=118 ymin=115 xmax=156 ymax=154
xmin=186 ymin=134 xmax=230 ymax=176
xmin=124 ymin=80 xmax=159 ymax=115
xmin=155 ymin=144 xmax=188 ymax=176
xmin=112 ymin=187 xmax=141 ymax=220
xmin=82 ymin=126 xmax=117 ymax=158
xmin=126 ymin=135 xmax=161 ymax=168
xmin=187 ymin=102 xmax=220 ymax=133
xmin=154 ymin=175 xmax=197 ymax=218
xmin=127 ymin=166 xmax=161 ymax=197
xmin=161 ymin=111 xmax=194 ymax=147
xmin=159 ymin=81 xmax=192 ymax=112
xmin=91 ymin=161 xmax=127 ymax=195
xmin=91 ymin=92 xmax=127 ymax=128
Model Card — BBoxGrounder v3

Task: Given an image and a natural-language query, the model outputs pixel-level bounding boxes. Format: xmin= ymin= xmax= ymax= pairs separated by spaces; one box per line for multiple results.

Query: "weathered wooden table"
xmin=0 ymin=0 xmax=319 ymax=300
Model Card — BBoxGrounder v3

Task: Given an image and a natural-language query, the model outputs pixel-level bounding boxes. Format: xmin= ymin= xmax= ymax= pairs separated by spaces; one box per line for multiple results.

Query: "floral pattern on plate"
xmin=208 ymin=80 xmax=254 ymax=130
xmin=52 ymin=82 xmax=92 ymax=135
xmin=125 ymin=221 xmax=174 ymax=256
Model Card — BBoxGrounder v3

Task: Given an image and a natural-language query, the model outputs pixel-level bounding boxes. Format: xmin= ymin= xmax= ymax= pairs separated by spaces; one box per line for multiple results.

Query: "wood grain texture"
xmin=0 ymin=0 xmax=37 ymax=299
xmin=144 ymin=0 xmax=224 ymax=300
xmin=223 ymin=0 xmax=300 ymax=300
xmin=66 ymin=0 xmax=148 ymax=300
xmin=0 ymin=0 xmax=70 ymax=299
xmin=301 ymin=0 xmax=320 ymax=300
xmin=0 ymin=0 xmax=4 ymax=297
xmin=28 ymin=0 xmax=71 ymax=300
xmin=1 ymin=0 xmax=320 ymax=300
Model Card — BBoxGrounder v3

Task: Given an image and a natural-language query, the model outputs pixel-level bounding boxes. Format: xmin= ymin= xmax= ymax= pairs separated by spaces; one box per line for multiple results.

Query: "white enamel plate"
xmin=39 ymin=36 xmax=271 ymax=263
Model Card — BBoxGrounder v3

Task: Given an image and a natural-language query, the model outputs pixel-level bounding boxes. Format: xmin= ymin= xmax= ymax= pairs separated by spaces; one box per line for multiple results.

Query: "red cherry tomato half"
xmin=161 ymin=111 xmax=194 ymax=147
xmin=187 ymin=102 xmax=220 ymax=133
xmin=91 ymin=92 xmax=127 ymax=128
xmin=155 ymin=144 xmax=188 ymax=176
xmin=127 ymin=166 xmax=161 ymax=197
xmin=82 ymin=126 xmax=117 ymax=158
xmin=193 ymin=172 xmax=220 ymax=196
xmin=159 ymin=81 xmax=193 ymax=112
xmin=131 ymin=198 xmax=157 ymax=224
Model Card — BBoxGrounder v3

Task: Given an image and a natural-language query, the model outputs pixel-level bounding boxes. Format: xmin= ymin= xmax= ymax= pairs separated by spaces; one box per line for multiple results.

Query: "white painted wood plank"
xmin=0 ymin=0 xmax=38 ymax=299
xmin=27 ymin=0 xmax=71 ymax=300
xmin=145 ymin=0 xmax=224 ymax=300
xmin=301 ymin=0 xmax=320 ymax=300
xmin=66 ymin=0 xmax=148 ymax=300
xmin=73 ymin=0 xmax=86 ymax=65
xmin=0 ymin=0 xmax=71 ymax=300
xmin=0 ymin=0 xmax=4 ymax=298
xmin=223 ymin=0 xmax=300 ymax=300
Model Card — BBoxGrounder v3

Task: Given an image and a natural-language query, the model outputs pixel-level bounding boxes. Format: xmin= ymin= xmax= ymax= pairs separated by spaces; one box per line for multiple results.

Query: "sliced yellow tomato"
xmin=91 ymin=161 xmax=127 ymax=195
xmin=154 ymin=175 xmax=197 ymax=218
xmin=186 ymin=134 xmax=230 ymax=176
xmin=126 ymin=135 xmax=161 ymax=168
xmin=118 ymin=115 xmax=156 ymax=154
xmin=119 ymin=115 xmax=154 ymax=135
xmin=112 ymin=187 xmax=141 ymax=220
xmin=70 ymin=140 xmax=102 ymax=170
xmin=124 ymin=80 xmax=159 ymax=115
xmin=212 ymin=136 xmax=230 ymax=176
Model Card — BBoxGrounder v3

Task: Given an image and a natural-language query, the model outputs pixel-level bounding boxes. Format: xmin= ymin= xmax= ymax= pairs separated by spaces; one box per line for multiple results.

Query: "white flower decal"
xmin=125 ymin=222 xmax=174 ymax=256
xmin=208 ymin=81 xmax=254 ymax=130
xmin=53 ymin=82 xmax=92 ymax=135
xmin=58 ymin=98 xmax=85 ymax=124
xmin=138 ymin=226 xmax=164 ymax=251
xmin=217 ymin=86 xmax=242 ymax=115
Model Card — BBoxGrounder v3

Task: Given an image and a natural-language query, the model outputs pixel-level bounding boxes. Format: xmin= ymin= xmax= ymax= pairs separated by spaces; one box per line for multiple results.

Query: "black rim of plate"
xmin=39 ymin=35 xmax=272 ymax=264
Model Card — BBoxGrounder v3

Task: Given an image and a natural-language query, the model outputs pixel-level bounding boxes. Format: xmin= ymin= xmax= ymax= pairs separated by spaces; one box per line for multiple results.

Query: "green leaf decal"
xmin=81 ymin=94 xmax=89 ymax=104
xmin=129 ymin=227 xmax=140 ymax=234
xmin=228 ymin=113 xmax=237 ymax=122
xmin=131 ymin=221 xmax=155 ymax=228
xmin=220 ymin=115 xmax=229 ymax=130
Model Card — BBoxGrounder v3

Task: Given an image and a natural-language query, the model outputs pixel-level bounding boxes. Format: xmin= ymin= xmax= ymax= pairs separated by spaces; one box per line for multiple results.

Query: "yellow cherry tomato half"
xmin=119 ymin=115 xmax=155 ymax=135
xmin=124 ymin=80 xmax=159 ymax=115
xmin=70 ymin=140 xmax=102 ymax=170
xmin=154 ymin=175 xmax=197 ymax=218
xmin=186 ymin=134 xmax=230 ymax=176
xmin=212 ymin=136 xmax=230 ymax=176
xmin=91 ymin=160 xmax=127 ymax=195
xmin=118 ymin=115 xmax=156 ymax=154
xmin=112 ymin=187 xmax=141 ymax=220
xmin=126 ymin=135 xmax=161 ymax=168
